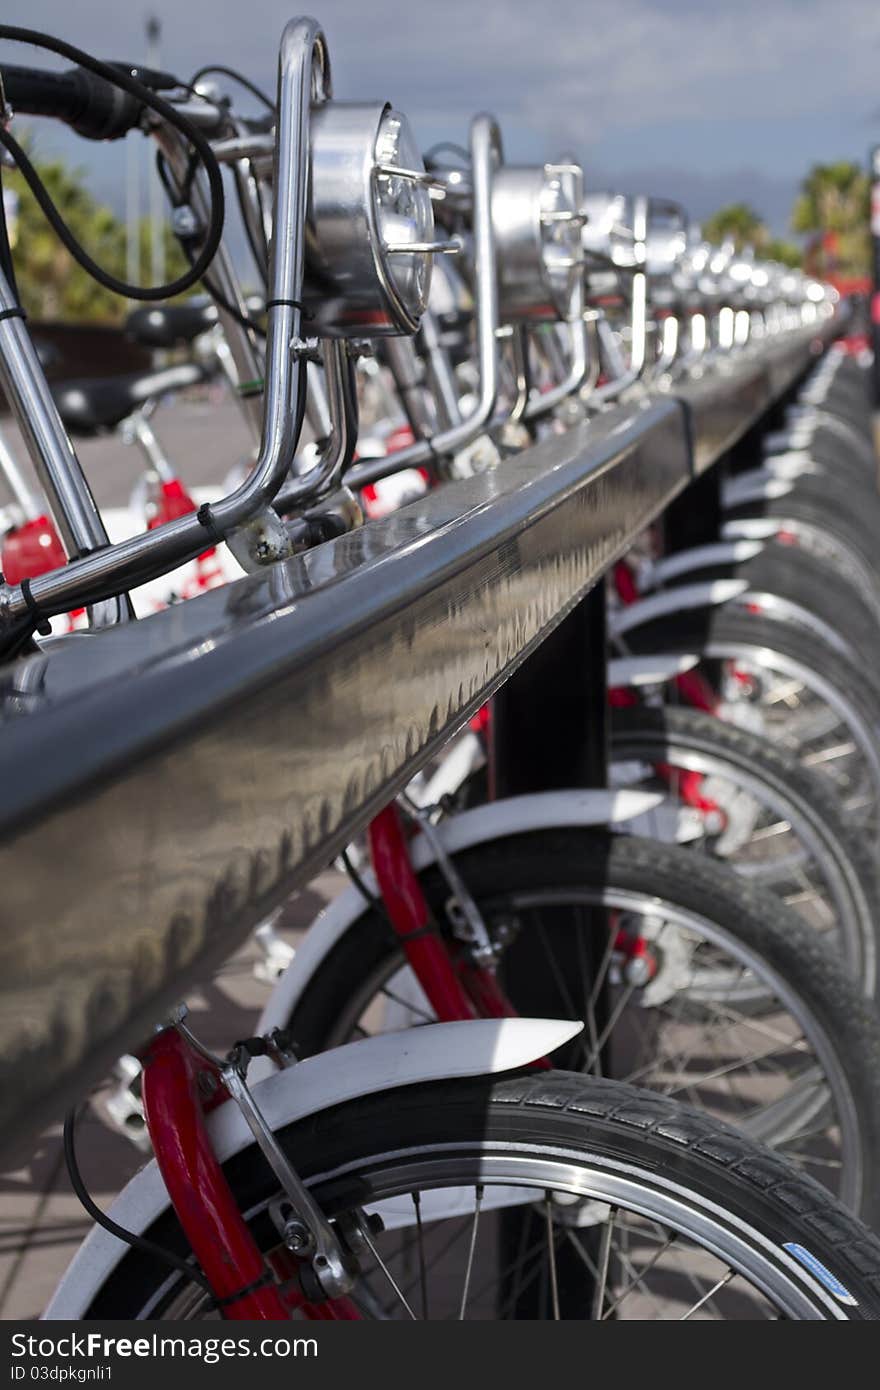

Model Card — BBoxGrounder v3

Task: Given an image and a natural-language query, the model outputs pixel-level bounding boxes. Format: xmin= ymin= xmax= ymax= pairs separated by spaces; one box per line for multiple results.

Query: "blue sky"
xmin=3 ymin=0 xmax=880 ymax=236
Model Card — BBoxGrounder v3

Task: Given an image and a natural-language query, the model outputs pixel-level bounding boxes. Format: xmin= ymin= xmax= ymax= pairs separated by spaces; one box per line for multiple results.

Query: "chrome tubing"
xmin=345 ymin=112 xmax=502 ymax=490
xmin=273 ymin=338 xmax=357 ymax=515
xmin=523 ymin=159 xmax=590 ymax=420
xmin=589 ymin=268 xmax=648 ymax=406
xmin=152 ymin=121 xmax=265 ymax=443
xmin=0 ymin=265 xmax=112 ymax=560
xmin=0 ymin=16 xmax=326 ymax=639
xmin=418 ymin=307 xmax=464 ymax=431
xmin=0 ymin=418 xmax=39 ymax=519
xmin=524 ymin=313 xmax=589 ymax=421
xmin=0 ymin=266 xmax=130 ymax=629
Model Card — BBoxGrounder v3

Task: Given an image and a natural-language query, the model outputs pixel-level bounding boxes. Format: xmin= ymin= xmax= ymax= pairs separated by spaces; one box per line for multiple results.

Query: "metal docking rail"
xmin=0 ymin=321 xmax=832 ymax=1154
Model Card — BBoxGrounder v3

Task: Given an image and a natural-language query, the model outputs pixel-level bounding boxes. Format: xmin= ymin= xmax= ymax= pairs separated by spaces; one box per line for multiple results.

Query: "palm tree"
xmin=2 ymin=148 xmax=188 ymax=323
xmin=702 ymin=202 xmax=768 ymax=251
xmin=791 ymin=161 xmax=869 ymax=279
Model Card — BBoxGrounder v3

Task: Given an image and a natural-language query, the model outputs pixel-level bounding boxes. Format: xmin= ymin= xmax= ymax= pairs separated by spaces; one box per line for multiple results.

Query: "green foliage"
xmin=764 ymin=237 xmax=802 ymax=268
xmin=702 ymin=202 xmax=768 ymax=251
xmin=700 ymin=204 xmax=801 ymax=268
xmin=702 ymin=163 xmax=875 ymax=278
xmin=790 ymin=160 xmax=870 ymax=278
xmin=2 ymin=149 xmax=188 ymax=323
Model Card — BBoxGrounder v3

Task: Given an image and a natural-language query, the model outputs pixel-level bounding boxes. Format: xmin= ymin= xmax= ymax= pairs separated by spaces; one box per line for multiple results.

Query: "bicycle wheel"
xmin=619 ymin=606 xmax=880 ymax=832
xmin=724 ymin=479 xmax=880 ymax=609
xmin=609 ymin=705 xmax=880 ymax=994
xmin=276 ymin=829 xmax=880 ymax=1224
xmin=649 ymin=542 xmax=880 ymax=687
xmin=84 ymin=1072 xmax=880 ymax=1320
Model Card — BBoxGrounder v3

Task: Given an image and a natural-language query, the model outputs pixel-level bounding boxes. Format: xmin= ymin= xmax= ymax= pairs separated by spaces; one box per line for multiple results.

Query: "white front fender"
xmin=44 ymin=1016 xmax=581 ymax=1319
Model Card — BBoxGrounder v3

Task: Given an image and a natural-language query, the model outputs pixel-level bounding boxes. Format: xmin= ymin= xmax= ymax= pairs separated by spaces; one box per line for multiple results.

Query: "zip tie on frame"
xmin=265 ymin=296 xmax=314 ymax=320
xmin=196 ymin=502 xmax=224 ymax=546
xmin=19 ymin=577 xmax=52 ymax=636
xmin=236 ymin=378 xmax=265 ymax=398
xmin=71 ymin=542 xmax=110 ymax=562
xmin=0 ymin=305 xmax=26 ymax=323
xmin=209 ymin=1266 xmax=278 ymax=1310
xmin=395 ymin=921 xmax=444 ymax=942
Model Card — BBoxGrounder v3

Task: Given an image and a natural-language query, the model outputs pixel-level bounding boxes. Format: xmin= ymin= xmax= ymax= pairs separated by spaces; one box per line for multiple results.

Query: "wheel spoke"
xmin=458 ymin=1185 xmax=483 ymax=1320
xmin=590 ymin=1207 xmax=617 ymax=1320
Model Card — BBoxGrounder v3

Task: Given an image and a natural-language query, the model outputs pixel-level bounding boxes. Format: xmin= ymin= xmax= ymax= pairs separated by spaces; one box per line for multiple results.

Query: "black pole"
xmin=870 ymin=146 xmax=880 ymax=407
xmin=489 ymin=584 xmax=608 ymax=1317
xmin=490 ymin=584 xmax=608 ymax=797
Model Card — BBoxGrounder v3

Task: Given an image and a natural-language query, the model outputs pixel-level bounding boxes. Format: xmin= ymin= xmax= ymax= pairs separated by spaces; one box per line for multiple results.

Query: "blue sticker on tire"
xmin=783 ymin=1242 xmax=858 ymax=1306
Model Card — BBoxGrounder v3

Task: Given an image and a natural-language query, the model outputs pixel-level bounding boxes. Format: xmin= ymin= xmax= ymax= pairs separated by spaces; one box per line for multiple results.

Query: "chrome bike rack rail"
xmin=0 ymin=320 xmax=831 ymax=1154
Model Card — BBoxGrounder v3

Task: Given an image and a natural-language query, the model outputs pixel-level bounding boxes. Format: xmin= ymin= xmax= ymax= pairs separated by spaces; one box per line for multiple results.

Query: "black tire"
xmin=609 ymin=704 xmax=880 ymax=993
xmin=86 ymin=1071 xmax=880 ymax=1320
xmin=278 ymin=829 xmax=880 ymax=1226
xmin=618 ymin=605 xmax=880 ymax=828
xmin=655 ymin=543 xmax=880 ymax=688
xmin=725 ymin=478 xmax=880 ymax=602
xmin=790 ymin=421 xmax=877 ymax=478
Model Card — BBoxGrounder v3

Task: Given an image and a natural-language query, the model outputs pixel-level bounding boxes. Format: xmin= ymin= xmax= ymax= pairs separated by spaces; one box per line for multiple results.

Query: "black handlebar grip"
xmin=1 ymin=64 xmax=143 ymax=140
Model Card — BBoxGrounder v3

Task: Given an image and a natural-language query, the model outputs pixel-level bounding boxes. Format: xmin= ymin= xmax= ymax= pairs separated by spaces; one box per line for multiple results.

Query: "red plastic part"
xmin=673 ymin=667 xmax=719 ymax=714
xmin=147 ymin=477 xmax=198 ymax=528
xmin=1 ymin=514 xmax=67 ymax=584
xmin=655 ymin=762 xmax=723 ymax=819
xmin=608 ymin=686 xmax=638 ymax=708
xmin=613 ymin=559 xmax=639 ymax=605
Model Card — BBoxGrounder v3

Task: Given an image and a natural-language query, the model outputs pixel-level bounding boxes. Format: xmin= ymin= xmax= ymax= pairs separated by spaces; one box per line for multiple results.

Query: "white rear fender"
xmin=721 ymin=518 xmax=788 ymax=541
xmin=722 ymin=470 xmax=794 ymax=507
xmin=44 ymin=1016 xmax=582 ymax=1320
xmin=759 ymin=452 xmax=818 ymax=481
xmin=609 ymin=580 xmax=747 ymax=637
xmin=639 ymin=543 xmax=763 ymax=590
xmin=257 ymin=789 xmax=664 ymax=1041
xmin=607 ymin=654 xmax=698 ymax=687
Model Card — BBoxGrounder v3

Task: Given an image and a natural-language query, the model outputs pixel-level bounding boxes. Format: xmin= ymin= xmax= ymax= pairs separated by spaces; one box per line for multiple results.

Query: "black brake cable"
xmin=0 ymin=25 xmax=225 ymax=301
xmin=424 ymin=141 xmax=470 ymax=167
xmin=63 ymin=1106 xmax=213 ymax=1294
xmin=154 ymin=149 xmax=267 ymax=339
xmin=340 ymin=847 xmax=393 ymax=927
xmin=190 ymin=64 xmax=275 ymax=115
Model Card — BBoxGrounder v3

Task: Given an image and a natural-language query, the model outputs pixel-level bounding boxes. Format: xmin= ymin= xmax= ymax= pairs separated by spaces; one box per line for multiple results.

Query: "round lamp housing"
xmin=302 ymin=102 xmax=439 ymax=337
xmin=492 ymin=163 xmax=585 ymax=323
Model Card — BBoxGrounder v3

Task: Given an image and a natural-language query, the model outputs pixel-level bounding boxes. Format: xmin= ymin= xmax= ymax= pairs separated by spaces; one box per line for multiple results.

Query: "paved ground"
xmin=1 ymin=390 xmax=255 ymax=513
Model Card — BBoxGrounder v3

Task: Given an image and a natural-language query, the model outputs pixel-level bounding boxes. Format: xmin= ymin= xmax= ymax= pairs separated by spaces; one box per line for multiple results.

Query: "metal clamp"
xmin=172 ymin=1010 xmax=356 ymax=1302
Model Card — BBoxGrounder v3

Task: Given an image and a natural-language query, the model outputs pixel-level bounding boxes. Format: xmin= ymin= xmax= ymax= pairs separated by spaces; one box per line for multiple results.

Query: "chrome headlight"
xmin=645 ymin=227 xmax=687 ymax=279
xmin=492 ymin=162 xmax=585 ymax=323
xmin=581 ymin=192 xmax=634 ymax=264
xmin=303 ymin=102 xmax=453 ymax=337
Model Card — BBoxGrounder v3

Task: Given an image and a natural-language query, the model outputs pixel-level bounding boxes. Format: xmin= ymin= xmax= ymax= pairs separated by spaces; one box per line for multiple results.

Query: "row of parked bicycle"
xmin=2 ymin=19 xmax=880 ymax=1321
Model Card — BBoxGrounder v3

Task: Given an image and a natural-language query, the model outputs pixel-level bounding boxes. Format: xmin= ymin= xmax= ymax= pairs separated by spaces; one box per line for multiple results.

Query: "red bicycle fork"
xmin=367 ymin=804 xmax=548 ymax=1055
xmin=140 ymin=1028 xmax=359 ymax=1320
